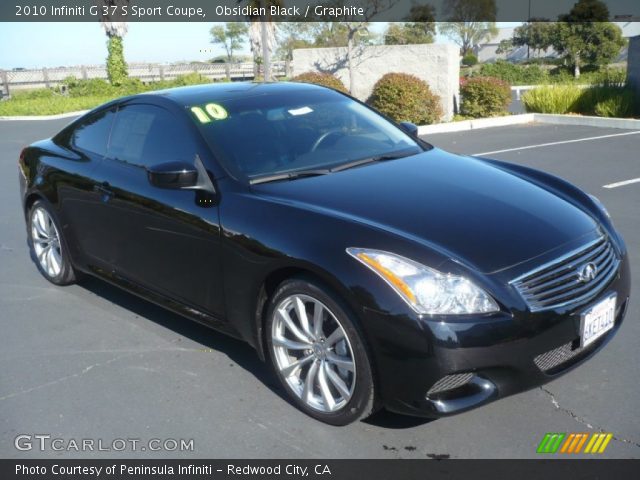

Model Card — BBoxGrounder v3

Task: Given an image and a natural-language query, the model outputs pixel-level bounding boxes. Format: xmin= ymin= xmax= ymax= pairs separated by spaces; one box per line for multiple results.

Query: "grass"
xmin=0 ymin=92 xmax=117 ymax=116
xmin=522 ymin=84 xmax=638 ymax=118
xmin=0 ymin=73 xmax=220 ymax=116
xmin=521 ymin=85 xmax=585 ymax=114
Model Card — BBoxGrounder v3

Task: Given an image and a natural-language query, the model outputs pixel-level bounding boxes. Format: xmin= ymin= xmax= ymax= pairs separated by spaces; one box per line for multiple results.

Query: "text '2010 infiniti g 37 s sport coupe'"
xmin=18 ymin=82 xmax=630 ymax=425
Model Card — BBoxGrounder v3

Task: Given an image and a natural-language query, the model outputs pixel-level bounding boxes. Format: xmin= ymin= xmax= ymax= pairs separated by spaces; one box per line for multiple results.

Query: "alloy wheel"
xmin=271 ymin=294 xmax=356 ymax=413
xmin=30 ymin=206 xmax=63 ymax=278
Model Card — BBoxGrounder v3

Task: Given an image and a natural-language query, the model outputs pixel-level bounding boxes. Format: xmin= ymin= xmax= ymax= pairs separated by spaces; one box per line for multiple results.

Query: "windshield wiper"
xmin=330 ymin=148 xmax=420 ymax=173
xmin=249 ymin=169 xmax=330 ymax=185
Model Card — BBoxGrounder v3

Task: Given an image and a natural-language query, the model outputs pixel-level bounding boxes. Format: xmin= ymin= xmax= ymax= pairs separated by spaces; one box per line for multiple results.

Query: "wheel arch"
xmin=253 ymin=264 xmax=363 ymax=362
xmin=23 ymin=191 xmax=48 ymax=219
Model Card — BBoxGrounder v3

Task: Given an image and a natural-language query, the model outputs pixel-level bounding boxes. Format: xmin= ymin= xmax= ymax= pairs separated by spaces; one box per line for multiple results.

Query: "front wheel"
xmin=265 ymin=278 xmax=377 ymax=425
xmin=27 ymin=200 xmax=77 ymax=285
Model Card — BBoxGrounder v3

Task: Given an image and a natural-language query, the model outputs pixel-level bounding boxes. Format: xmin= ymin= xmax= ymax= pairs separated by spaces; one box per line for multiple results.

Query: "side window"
xmin=108 ymin=104 xmax=197 ymax=168
xmin=72 ymin=108 xmax=116 ymax=156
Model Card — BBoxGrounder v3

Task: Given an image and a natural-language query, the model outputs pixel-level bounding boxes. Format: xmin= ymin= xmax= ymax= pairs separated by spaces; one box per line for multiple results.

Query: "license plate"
xmin=580 ymin=294 xmax=616 ymax=348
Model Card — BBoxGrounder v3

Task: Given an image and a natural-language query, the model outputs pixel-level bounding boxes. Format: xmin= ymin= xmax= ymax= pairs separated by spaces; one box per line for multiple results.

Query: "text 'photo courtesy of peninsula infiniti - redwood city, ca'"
xmin=18 ymin=82 xmax=630 ymax=425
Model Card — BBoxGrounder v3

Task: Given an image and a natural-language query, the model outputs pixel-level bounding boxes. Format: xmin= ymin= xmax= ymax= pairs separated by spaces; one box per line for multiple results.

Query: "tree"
xmin=276 ymin=22 xmax=315 ymax=61
xmin=439 ymin=0 xmax=498 ymax=56
xmin=100 ymin=0 xmax=129 ymax=86
xmin=551 ymin=23 xmax=624 ymax=78
xmin=313 ymin=1 xmax=398 ymax=93
xmin=210 ymin=23 xmax=248 ymax=66
xmin=385 ymin=4 xmax=436 ymax=45
xmin=560 ymin=0 xmax=610 ymax=22
xmin=551 ymin=0 xmax=625 ymax=77
xmin=385 ymin=23 xmax=435 ymax=45
xmin=511 ymin=19 xmax=554 ymax=58
xmin=308 ymin=23 xmax=355 ymax=48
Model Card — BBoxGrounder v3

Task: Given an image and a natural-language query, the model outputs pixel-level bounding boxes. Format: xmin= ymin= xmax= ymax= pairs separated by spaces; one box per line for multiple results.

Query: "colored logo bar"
xmin=537 ymin=432 xmax=613 ymax=454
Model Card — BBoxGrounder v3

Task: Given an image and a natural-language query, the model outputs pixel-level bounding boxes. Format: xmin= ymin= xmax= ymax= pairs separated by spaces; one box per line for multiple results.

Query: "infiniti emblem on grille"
xmin=578 ymin=263 xmax=598 ymax=283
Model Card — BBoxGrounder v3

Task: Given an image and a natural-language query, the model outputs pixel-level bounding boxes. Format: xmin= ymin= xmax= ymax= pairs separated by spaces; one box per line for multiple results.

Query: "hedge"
xmin=291 ymin=72 xmax=347 ymax=92
xmin=367 ymin=73 xmax=442 ymax=125
xmin=459 ymin=77 xmax=511 ymax=118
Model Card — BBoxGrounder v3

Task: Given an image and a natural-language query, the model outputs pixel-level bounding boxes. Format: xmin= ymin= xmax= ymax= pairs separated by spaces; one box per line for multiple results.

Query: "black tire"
xmin=27 ymin=200 xmax=77 ymax=286
xmin=265 ymin=277 xmax=378 ymax=425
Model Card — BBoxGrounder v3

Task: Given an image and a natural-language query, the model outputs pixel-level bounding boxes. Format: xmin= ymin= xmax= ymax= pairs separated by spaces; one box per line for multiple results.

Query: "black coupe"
xmin=18 ymin=82 xmax=630 ymax=425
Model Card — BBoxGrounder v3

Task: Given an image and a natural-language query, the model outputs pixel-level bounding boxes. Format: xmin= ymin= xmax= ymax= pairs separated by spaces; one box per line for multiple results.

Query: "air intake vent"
xmin=511 ymin=236 xmax=619 ymax=312
xmin=427 ymin=373 xmax=474 ymax=396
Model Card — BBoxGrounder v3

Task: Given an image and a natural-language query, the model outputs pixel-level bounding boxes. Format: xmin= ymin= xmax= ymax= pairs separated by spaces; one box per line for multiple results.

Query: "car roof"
xmin=139 ymin=81 xmax=334 ymax=108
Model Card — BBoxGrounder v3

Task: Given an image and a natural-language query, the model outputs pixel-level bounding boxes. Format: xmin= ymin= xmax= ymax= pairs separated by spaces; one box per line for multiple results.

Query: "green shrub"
xmin=547 ymin=68 xmax=576 ymax=84
xmin=291 ymin=72 xmax=347 ymax=92
xmin=460 ymin=76 xmax=511 ymax=118
xmin=522 ymin=84 xmax=636 ymax=117
xmin=62 ymin=77 xmax=117 ymax=97
xmin=579 ymin=86 xmax=636 ymax=117
xmin=367 ymin=72 xmax=442 ymax=125
xmin=592 ymin=67 xmax=627 ymax=87
xmin=169 ymin=72 xmax=211 ymax=86
xmin=462 ymin=54 xmax=478 ymax=67
xmin=521 ymin=85 xmax=584 ymax=114
xmin=548 ymin=66 xmax=627 ymax=86
xmin=477 ymin=60 xmax=548 ymax=85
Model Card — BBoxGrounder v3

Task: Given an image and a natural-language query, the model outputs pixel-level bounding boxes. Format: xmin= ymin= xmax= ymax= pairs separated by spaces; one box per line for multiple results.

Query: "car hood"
xmin=252 ymin=149 xmax=597 ymax=273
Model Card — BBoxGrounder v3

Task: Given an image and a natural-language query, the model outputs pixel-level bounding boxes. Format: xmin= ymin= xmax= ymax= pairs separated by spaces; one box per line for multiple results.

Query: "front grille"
xmin=427 ymin=373 xmax=474 ymax=396
xmin=511 ymin=236 xmax=619 ymax=312
xmin=534 ymin=342 xmax=584 ymax=372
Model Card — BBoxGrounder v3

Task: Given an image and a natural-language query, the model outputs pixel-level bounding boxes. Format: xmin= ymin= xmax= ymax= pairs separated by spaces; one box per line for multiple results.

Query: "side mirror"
xmin=399 ymin=122 xmax=419 ymax=137
xmin=147 ymin=161 xmax=198 ymax=189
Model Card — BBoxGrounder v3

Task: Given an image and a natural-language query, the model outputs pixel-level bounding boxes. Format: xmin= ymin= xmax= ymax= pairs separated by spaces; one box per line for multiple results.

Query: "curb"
xmin=0 ymin=110 xmax=88 ymax=121
xmin=418 ymin=114 xmax=534 ymax=135
xmin=533 ymin=113 xmax=640 ymax=130
xmin=418 ymin=113 xmax=640 ymax=135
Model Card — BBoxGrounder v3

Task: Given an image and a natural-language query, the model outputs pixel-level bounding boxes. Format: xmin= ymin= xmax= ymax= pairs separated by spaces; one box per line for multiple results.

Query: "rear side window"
xmin=72 ymin=108 xmax=116 ymax=156
xmin=108 ymin=104 xmax=197 ymax=168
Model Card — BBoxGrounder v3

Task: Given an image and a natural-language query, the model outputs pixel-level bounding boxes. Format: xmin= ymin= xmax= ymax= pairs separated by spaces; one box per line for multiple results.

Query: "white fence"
xmin=0 ymin=61 xmax=288 ymax=95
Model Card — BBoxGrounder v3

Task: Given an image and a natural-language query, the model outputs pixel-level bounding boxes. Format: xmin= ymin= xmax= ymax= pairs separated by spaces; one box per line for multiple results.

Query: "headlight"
xmin=347 ymin=248 xmax=499 ymax=315
xmin=589 ymin=194 xmax=611 ymax=219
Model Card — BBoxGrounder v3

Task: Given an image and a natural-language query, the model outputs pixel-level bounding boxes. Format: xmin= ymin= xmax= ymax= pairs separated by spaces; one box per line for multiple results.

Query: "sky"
xmin=0 ymin=22 xmax=521 ymax=70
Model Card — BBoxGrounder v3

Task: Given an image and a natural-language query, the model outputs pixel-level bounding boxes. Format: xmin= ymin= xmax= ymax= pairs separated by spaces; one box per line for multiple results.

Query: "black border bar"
xmin=3 ymin=0 xmax=640 ymax=23
xmin=3 ymin=459 xmax=640 ymax=480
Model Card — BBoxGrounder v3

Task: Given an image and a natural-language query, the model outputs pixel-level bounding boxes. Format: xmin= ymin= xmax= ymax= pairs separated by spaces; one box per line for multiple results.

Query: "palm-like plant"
xmin=100 ymin=0 xmax=130 ymax=85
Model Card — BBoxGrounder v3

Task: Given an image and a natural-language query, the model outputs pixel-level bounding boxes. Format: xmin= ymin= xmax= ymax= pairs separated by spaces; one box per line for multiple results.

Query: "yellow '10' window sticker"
xmin=190 ymin=103 xmax=228 ymax=123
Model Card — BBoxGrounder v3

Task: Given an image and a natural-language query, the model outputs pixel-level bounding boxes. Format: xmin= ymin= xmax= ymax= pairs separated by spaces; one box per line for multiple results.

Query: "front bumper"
xmin=364 ymin=253 xmax=631 ymax=418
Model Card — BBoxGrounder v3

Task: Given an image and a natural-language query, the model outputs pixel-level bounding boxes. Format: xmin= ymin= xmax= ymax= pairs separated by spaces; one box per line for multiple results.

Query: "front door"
xmin=92 ymin=103 xmax=225 ymax=320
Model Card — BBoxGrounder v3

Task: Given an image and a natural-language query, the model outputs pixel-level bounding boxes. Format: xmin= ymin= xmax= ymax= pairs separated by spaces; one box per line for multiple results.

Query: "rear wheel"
xmin=265 ymin=278 xmax=377 ymax=425
xmin=27 ymin=200 xmax=77 ymax=285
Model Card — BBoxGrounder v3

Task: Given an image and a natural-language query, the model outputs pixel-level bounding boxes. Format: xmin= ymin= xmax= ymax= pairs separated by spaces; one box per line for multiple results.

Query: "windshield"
xmin=190 ymin=89 xmax=425 ymax=181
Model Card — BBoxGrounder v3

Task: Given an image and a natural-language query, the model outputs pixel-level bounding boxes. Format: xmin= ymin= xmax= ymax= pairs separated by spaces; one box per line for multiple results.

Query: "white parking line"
xmin=473 ymin=130 xmax=640 ymax=156
xmin=603 ymin=178 xmax=640 ymax=189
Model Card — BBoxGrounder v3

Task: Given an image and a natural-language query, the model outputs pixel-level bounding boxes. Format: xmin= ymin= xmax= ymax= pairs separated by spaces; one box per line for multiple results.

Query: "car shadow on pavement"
xmin=77 ymin=276 xmax=287 ymax=399
xmin=78 ymin=275 xmax=437 ymax=430
xmin=364 ymin=410 xmax=435 ymax=429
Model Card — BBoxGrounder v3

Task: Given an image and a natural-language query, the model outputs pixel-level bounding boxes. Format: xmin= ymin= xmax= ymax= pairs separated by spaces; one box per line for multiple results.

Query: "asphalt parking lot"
xmin=1 ymin=119 xmax=638 ymax=459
